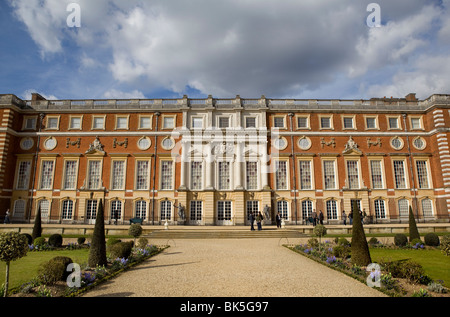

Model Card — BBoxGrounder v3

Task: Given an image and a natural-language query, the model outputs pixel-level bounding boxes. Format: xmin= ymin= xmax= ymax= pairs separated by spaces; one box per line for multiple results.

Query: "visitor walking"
xmin=312 ymin=209 xmax=317 ymax=226
xmin=276 ymin=212 xmax=282 ymax=229
xmin=319 ymin=210 xmax=324 ymax=225
xmin=250 ymin=212 xmax=255 ymax=231
xmin=4 ymin=209 xmax=10 ymax=224
xmin=342 ymin=210 xmax=347 ymax=225
xmin=256 ymin=212 xmax=264 ymax=231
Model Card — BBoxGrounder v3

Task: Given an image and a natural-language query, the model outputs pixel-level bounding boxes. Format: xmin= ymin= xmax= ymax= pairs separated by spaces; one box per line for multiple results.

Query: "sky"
xmin=1 ymin=0 xmax=449 ymax=101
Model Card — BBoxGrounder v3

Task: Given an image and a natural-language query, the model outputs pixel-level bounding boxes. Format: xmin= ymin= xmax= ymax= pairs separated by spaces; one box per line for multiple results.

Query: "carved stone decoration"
xmin=367 ymin=137 xmax=382 ymax=148
xmin=86 ymin=136 xmax=105 ymax=155
xmin=66 ymin=138 xmax=81 ymax=148
xmin=342 ymin=136 xmax=362 ymax=155
xmin=213 ymin=142 xmax=234 ymax=155
xmin=113 ymin=138 xmax=128 ymax=148
xmin=320 ymin=137 xmax=336 ymax=148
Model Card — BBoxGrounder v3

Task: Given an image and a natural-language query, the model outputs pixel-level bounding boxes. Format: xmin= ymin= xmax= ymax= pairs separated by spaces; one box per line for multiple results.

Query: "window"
xmin=86 ymin=200 xmax=97 ymax=221
xmin=245 ymin=117 xmax=256 ymax=128
xmin=275 ymin=161 xmax=288 ymax=190
xmin=246 ymin=201 xmax=259 ymax=220
xmin=343 ymin=117 xmax=354 ymax=129
xmin=297 ymin=116 xmax=309 ymax=129
xmin=63 ymin=160 xmax=78 ymax=190
xmin=416 ymin=160 xmax=429 ymax=188
xmin=273 ymin=117 xmax=285 ymax=128
xmin=135 ymin=200 xmax=147 ymax=219
xmin=410 ymin=117 xmax=422 ymax=130
xmin=136 ymin=161 xmax=149 ymax=190
xmin=323 ymin=161 xmax=336 ymax=190
xmin=137 ymin=137 xmax=151 ymax=150
xmin=160 ymin=200 xmax=172 ymax=220
xmin=218 ymin=161 xmax=231 ymax=190
xmin=190 ymin=200 xmax=203 ymax=221
xmin=388 ymin=117 xmax=399 ymax=129
xmin=163 ymin=116 xmax=175 ymax=129
xmin=20 ymin=138 xmax=34 ymax=150
xmin=70 ymin=117 xmax=82 ymax=129
xmin=346 ymin=160 xmax=359 ymax=189
xmin=62 ymin=200 xmax=73 ymax=220
xmin=46 ymin=117 xmax=59 ymax=129
xmin=13 ymin=200 xmax=26 ymax=219
xmin=326 ymin=200 xmax=338 ymax=220
xmin=301 ymin=200 xmax=313 ymax=220
xmin=116 ymin=116 xmax=128 ymax=129
xmin=374 ymin=199 xmax=386 ymax=219
xmin=111 ymin=200 xmax=122 ymax=220
xmin=191 ymin=117 xmax=203 ymax=129
xmin=393 ymin=160 xmax=406 ymax=189
xmin=398 ymin=199 xmax=409 ymax=217
xmin=365 ymin=117 xmax=377 ymax=129
xmin=277 ymin=200 xmax=289 ymax=220
xmin=390 ymin=137 xmax=404 ymax=150
xmin=413 ymin=137 xmax=426 ymax=150
xmin=160 ymin=161 xmax=173 ymax=190
xmin=298 ymin=137 xmax=312 ymax=150
xmin=39 ymin=200 xmax=50 ymax=219
xmin=16 ymin=161 xmax=31 ymax=190
xmin=92 ymin=116 xmax=105 ymax=129
xmin=112 ymin=161 xmax=125 ymax=190
xmin=217 ymin=201 xmax=232 ymax=221
xmin=161 ymin=137 xmax=175 ymax=150
xmin=218 ymin=117 xmax=229 ymax=128
xmin=246 ymin=162 xmax=258 ymax=190
xmin=421 ymin=199 xmax=433 ymax=217
xmin=191 ymin=162 xmax=202 ymax=190
xmin=139 ymin=116 xmax=152 ymax=129
xmin=320 ymin=116 xmax=332 ymax=129
xmin=273 ymin=137 xmax=287 ymax=150
xmin=370 ymin=160 xmax=383 ymax=189
xmin=88 ymin=161 xmax=101 ymax=189
xmin=24 ymin=117 xmax=36 ymax=130
xmin=40 ymin=161 xmax=54 ymax=189
xmin=299 ymin=160 xmax=312 ymax=190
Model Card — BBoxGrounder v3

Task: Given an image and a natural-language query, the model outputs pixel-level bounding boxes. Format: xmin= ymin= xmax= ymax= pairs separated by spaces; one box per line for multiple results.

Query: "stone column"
xmin=235 ymin=141 xmax=243 ymax=190
xmin=179 ymin=140 xmax=188 ymax=190
xmin=205 ymin=142 xmax=214 ymax=190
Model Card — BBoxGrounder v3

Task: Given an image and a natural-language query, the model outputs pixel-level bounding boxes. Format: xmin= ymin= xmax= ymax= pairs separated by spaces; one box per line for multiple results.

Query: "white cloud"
xmin=103 ymin=89 xmax=145 ymax=99
xmin=22 ymin=89 xmax=58 ymax=100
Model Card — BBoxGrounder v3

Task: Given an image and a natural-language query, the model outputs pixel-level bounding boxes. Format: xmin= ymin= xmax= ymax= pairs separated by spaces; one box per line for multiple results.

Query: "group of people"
xmin=309 ymin=210 xmax=325 ymax=226
xmin=249 ymin=211 xmax=284 ymax=231
xmin=308 ymin=208 xmax=368 ymax=226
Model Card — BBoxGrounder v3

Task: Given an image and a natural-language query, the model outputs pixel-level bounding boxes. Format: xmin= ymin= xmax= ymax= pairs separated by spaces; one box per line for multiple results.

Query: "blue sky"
xmin=1 ymin=0 xmax=449 ymax=101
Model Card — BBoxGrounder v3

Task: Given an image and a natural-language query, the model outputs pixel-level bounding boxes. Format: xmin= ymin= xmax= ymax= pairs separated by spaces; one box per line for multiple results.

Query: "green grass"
xmin=0 ymin=249 xmax=89 ymax=291
xmin=370 ymin=248 xmax=450 ymax=286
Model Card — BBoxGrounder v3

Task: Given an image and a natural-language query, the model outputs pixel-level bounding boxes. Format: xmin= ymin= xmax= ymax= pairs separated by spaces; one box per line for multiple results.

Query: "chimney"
xmin=405 ymin=93 xmax=417 ymax=101
xmin=31 ymin=93 xmax=47 ymax=101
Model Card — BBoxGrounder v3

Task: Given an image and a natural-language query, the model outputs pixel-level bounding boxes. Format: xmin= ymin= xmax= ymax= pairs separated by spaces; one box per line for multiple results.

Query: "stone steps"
xmin=145 ymin=228 xmax=305 ymax=239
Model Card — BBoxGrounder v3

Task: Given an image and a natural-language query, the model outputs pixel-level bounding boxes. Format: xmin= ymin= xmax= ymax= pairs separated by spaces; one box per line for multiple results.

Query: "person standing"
xmin=250 ymin=212 xmax=255 ymax=231
xmin=349 ymin=211 xmax=353 ymax=225
xmin=4 ymin=209 xmax=10 ymax=224
xmin=312 ymin=209 xmax=317 ymax=226
xmin=256 ymin=212 xmax=264 ymax=231
xmin=319 ymin=210 xmax=324 ymax=225
xmin=342 ymin=210 xmax=347 ymax=225
xmin=276 ymin=212 xmax=282 ymax=229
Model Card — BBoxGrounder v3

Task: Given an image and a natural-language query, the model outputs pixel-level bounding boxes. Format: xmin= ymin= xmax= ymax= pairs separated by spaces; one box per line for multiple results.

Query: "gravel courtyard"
xmin=83 ymin=238 xmax=385 ymax=297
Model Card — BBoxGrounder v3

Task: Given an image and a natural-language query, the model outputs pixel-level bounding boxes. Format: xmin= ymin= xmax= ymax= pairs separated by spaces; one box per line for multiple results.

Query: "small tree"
xmin=0 ymin=232 xmax=29 ymax=297
xmin=31 ymin=205 xmax=42 ymax=241
xmin=88 ymin=199 xmax=107 ymax=267
xmin=128 ymin=223 xmax=143 ymax=247
xmin=313 ymin=224 xmax=327 ymax=248
xmin=350 ymin=200 xmax=372 ymax=266
xmin=409 ymin=206 xmax=420 ymax=242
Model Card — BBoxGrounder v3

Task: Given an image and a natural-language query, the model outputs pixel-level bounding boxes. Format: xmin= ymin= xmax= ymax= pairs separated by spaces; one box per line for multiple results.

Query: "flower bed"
xmin=287 ymin=237 xmax=449 ymax=297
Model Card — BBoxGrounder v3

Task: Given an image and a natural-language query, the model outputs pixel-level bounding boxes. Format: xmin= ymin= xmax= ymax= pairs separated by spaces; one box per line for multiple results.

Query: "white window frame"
xmin=92 ymin=115 xmax=106 ymax=130
xmin=392 ymin=159 xmax=408 ymax=189
xmin=135 ymin=199 xmax=147 ymax=219
xmin=23 ymin=116 xmax=37 ymax=130
xmin=415 ymin=159 xmax=431 ymax=189
xmin=162 ymin=115 xmax=176 ymax=130
xmin=160 ymin=200 xmax=172 ymax=220
xmin=61 ymin=199 xmax=74 ymax=220
xmin=135 ymin=160 xmax=150 ymax=190
xmin=345 ymin=159 xmax=360 ymax=189
xmin=387 ymin=115 xmax=402 ymax=130
xmin=272 ymin=116 xmax=286 ymax=129
xmin=138 ymin=115 xmax=153 ymax=130
xmin=322 ymin=159 xmax=337 ymax=190
xmin=217 ymin=160 xmax=232 ymax=190
xmin=62 ymin=159 xmax=79 ymax=190
xmin=87 ymin=160 xmax=103 ymax=190
xmin=46 ymin=116 xmax=60 ymax=130
xmin=295 ymin=114 xmax=310 ymax=130
xmin=374 ymin=199 xmax=386 ymax=219
xmin=319 ymin=115 xmax=333 ymax=130
xmin=326 ymin=199 xmax=338 ymax=220
xmin=190 ymin=161 xmax=203 ymax=190
xmin=69 ymin=115 xmax=83 ymax=130
xmin=364 ymin=115 xmax=379 ymax=130
xmin=115 ymin=115 xmax=129 ymax=130
xmin=342 ymin=115 xmax=356 ymax=130
xmin=160 ymin=160 xmax=174 ymax=190
xmin=409 ymin=116 xmax=423 ymax=130
xmin=298 ymin=159 xmax=313 ymax=190
xmin=111 ymin=159 xmax=127 ymax=190
xmin=15 ymin=160 xmax=32 ymax=190
xmin=369 ymin=159 xmax=385 ymax=189
xmin=246 ymin=161 xmax=259 ymax=190
xmin=275 ymin=160 xmax=289 ymax=190
xmin=277 ymin=200 xmax=289 ymax=220
xmin=40 ymin=159 xmax=55 ymax=190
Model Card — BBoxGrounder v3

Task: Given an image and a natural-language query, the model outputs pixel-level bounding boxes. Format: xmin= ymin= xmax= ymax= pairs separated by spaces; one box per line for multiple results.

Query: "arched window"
xmin=326 ymin=200 xmax=337 ymax=220
xmin=39 ymin=199 xmax=50 ymax=219
xmin=398 ymin=199 xmax=409 ymax=218
xmin=161 ymin=200 xmax=172 ymax=221
xmin=277 ymin=200 xmax=289 ymax=220
xmin=301 ymin=200 xmax=312 ymax=220
xmin=62 ymin=200 xmax=73 ymax=220
xmin=111 ymin=200 xmax=122 ymax=221
xmin=135 ymin=200 xmax=147 ymax=219
xmin=13 ymin=200 xmax=26 ymax=220
xmin=374 ymin=199 xmax=386 ymax=219
xmin=421 ymin=199 xmax=433 ymax=217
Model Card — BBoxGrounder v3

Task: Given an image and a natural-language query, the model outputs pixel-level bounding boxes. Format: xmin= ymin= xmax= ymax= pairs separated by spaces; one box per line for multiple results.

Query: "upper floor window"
xmin=342 ymin=116 xmax=355 ymax=129
xmin=23 ymin=116 xmax=37 ymax=130
xmin=69 ymin=116 xmax=82 ymax=129
xmin=273 ymin=117 xmax=285 ymax=128
xmin=218 ymin=117 xmax=230 ymax=128
xmin=388 ymin=116 xmax=400 ymax=130
xmin=46 ymin=116 xmax=59 ymax=130
xmin=116 ymin=116 xmax=129 ymax=130
xmin=162 ymin=116 xmax=175 ymax=129
xmin=245 ymin=117 xmax=256 ymax=128
xmin=320 ymin=116 xmax=332 ymax=129
xmin=92 ymin=116 xmax=105 ymax=130
xmin=191 ymin=117 xmax=203 ymax=129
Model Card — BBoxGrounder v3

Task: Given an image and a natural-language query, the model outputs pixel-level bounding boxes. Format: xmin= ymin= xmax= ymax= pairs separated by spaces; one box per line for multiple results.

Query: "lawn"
xmin=0 ymin=249 xmax=90 ymax=291
xmin=370 ymin=248 xmax=450 ymax=287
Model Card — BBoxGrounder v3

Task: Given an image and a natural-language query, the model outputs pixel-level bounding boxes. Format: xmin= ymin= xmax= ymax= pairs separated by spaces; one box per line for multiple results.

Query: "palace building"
xmin=0 ymin=92 xmax=449 ymax=226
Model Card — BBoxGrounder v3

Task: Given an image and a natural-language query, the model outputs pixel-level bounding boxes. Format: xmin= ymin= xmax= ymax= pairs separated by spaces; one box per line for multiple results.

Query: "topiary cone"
xmin=409 ymin=206 xmax=420 ymax=242
xmin=350 ymin=200 xmax=372 ymax=266
xmin=88 ymin=199 xmax=107 ymax=267
xmin=31 ymin=205 xmax=42 ymax=241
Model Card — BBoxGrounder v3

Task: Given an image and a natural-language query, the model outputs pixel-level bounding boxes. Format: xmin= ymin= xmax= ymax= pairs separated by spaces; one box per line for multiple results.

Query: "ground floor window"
xmin=190 ymin=200 xmax=202 ymax=221
xmin=301 ymin=199 xmax=312 ymax=220
xmin=326 ymin=200 xmax=338 ymax=220
xmin=13 ymin=200 xmax=26 ymax=219
xmin=217 ymin=201 xmax=232 ymax=221
xmin=111 ymin=200 xmax=122 ymax=221
xmin=62 ymin=200 xmax=73 ymax=220
xmin=277 ymin=200 xmax=289 ymax=220
xmin=398 ymin=199 xmax=409 ymax=217
xmin=246 ymin=200 xmax=259 ymax=220
xmin=39 ymin=199 xmax=50 ymax=219
xmin=421 ymin=198 xmax=433 ymax=217
xmin=86 ymin=200 xmax=97 ymax=221
xmin=135 ymin=200 xmax=147 ymax=219
xmin=374 ymin=199 xmax=386 ymax=219
xmin=161 ymin=200 xmax=172 ymax=220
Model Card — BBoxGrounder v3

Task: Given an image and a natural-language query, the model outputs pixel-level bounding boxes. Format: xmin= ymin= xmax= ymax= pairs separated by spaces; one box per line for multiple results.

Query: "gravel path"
xmin=83 ymin=238 xmax=385 ymax=297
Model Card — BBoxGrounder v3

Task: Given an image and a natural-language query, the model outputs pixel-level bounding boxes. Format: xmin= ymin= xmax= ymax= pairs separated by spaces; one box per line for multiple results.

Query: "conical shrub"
xmin=88 ymin=199 xmax=107 ymax=267
xmin=350 ymin=200 xmax=371 ymax=266
xmin=409 ymin=206 xmax=420 ymax=242
xmin=31 ymin=205 xmax=42 ymax=241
